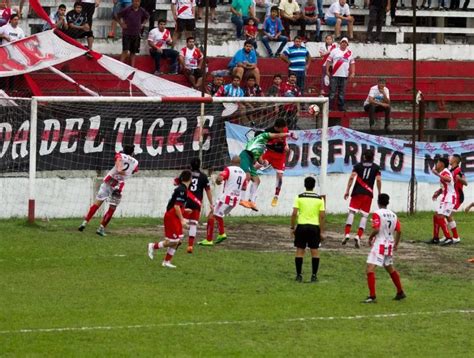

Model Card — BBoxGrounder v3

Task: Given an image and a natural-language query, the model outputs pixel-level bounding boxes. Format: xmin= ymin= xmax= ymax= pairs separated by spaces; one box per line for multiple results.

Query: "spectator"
xmin=148 ymin=19 xmax=178 ymax=75
xmin=179 ymin=36 xmax=204 ymax=89
xmin=228 ymin=40 xmax=261 ymax=85
xmin=279 ymin=0 xmax=305 ymax=38
xmin=262 ymin=6 xmax=288 ymax=58
xmin=254 ymin=0 xmax=273 ymax=17
xmin=65 ymin=2 xmax=94 ymax=50
xmin=43 ymin=4 xmax=68 ymax=31
xmin=0 ymin=1 xmax=12 ymax=27
xmin=207 ymin=74 xmax=225 ymax=96
xmin=244 ymin=17 xmax=258 ymax=50
xmin=325 ymin=0 xmax=354 ymax=41
xmin=230 ymin=0 xmax=254 ymax=39
xmin=0 ymin=13 xmax=24 ymax=44
xmin=244 ymin=75 xmax=262 ymax=97
xmin=141 ymin=0 xmax=157 ymax=30
xmin=367 ymin=0 xmax=390 ymax=43
xmin=462 ymin=0 xmax=470 ymax=11
xmin=280 ymin=35 xmax=311 ymax=94
xmin=6 ymin=0 xmax=25 ymax=19
xmin=390 ymin=0 xmax=405 ymax=25
xmin=108 ymin=0 xmax=131 ymax=38
xmin=223 ymin=75 xmax=245 ymax=97
xmin=80 ymin=0 xmax=100 ymax=29
xmin=117 ymin=0 xmax=149 ymax=67
xmin=326 ymin=37 xmax=355 ymax=111
xmin=279 ymin=72 xmax=301 ymax=129
xmin=303 ymin=0 xmax=321 ymax=41
xmin=364 ymin=78 xmax=391 ymax=132
xmin=196 ymin=0 xmax=218 ymax=23
xmin=171 ymin=0 xmax=196 ymax=42
xmin=319 ymin=34 xmax=337 ymax=96
xmin=266 ymin=73 xmax=282 ymax=96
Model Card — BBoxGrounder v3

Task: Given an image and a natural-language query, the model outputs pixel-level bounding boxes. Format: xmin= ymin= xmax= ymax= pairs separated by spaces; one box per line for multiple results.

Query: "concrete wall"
xmin=2 ymin=174 xmax=471 ymax=218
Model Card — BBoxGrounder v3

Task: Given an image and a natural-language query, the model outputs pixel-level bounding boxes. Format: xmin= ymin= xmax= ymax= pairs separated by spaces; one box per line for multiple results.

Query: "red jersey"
xmin=244 ymin=24 xmax=258 ymax=37
xmin=265 ymin=126 xmax=288 ymax=154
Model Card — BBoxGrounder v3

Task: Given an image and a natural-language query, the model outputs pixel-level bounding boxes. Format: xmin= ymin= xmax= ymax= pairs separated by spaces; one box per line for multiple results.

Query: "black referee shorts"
xmin=294 ymin=224 xmax=321 ymax=249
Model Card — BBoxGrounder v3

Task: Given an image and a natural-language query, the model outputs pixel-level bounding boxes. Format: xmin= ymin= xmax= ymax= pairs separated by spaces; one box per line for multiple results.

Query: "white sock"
xmin=249 ymin=181 xmax=259 ymax=202
xmin=448 ymin=221 xmax=456 ymax=229
xmin=158 ymin=241 xmax=164 ymax=249
xmin=359 ymin=215 xmax=368 ymax=230
xmin=346 ymin=212 xmax=355 ymax=226
xmin=189 ymin=221 xmax=197 ymax=237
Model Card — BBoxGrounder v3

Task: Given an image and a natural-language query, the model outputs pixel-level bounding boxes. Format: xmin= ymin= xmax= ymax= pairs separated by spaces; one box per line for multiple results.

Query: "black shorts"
xmin=197 ymin=0 xmax=217 ymax=8
xmin=80 ymin=2 xmax=96 ymax=26
xmin=122 ymin=34 xmax=141 ymax=54
xmin=176 ymin=18 xmax=196 ymax=32
xmin=65 ymin=28 xmax=94 ymax=39
xmin=187 ymin=68 xmax=203 ymax=79
xmin=294 ymin=224 xmax=321 ymax=249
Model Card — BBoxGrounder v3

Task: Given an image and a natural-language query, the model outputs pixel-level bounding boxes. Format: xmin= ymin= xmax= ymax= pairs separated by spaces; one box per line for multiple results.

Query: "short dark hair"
xmin=158 ymin=18 xmax=166 ymax=24
xmin=122 ymin=145 xmax=134 ymax=155
xmin=378 ymin=193 xmax=390 ymax=206
xmin=270 ymin=5 xmax=279 ymax=12
xmin=363 ymin=149 xmax=375 ymax=162
xmin=304 ymin=176 xmax=316 ymax=190
xmin=288 ymin=72 xmax=297 ymax=78
xmin=377 ymin=78 xmax=386 ymax=84
xmin=232 ymin=75 xmax=241 ymax=81
xmin=179 ymin=170 xmax=192 ymax=183
xmin=273 ymin=73 xmax=282 ymax=79
xmin=452 ymin=154 xmax=462 ymax=163
xmin=247 ymin=75 xmax=256 ymax=81
xmin=58 ymin=4 xmax=66 ymax=9
xmin=190 ymin=157 xmax=201 ymax=171
xmin=244 ymin=39 xmax=254 ymax=47
xmin=9 ymin=13 xmax=19 ymax=21
xmin=274 ymin=117 xmax=287 ymax=128
xmin=294 ymin=35 xmax=302 ymax=41
xmin=73 ymin=1 xmax=82 ymax=8
xmin=186 ymin=36 xmax=194 ymax=42
xmin=437 ymin=157 xmax=449 ymax=168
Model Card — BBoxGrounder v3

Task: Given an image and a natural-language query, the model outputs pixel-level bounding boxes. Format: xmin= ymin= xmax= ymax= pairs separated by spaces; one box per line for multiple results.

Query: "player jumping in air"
xmin=183 ymin=158 xmax=213 ymax=254
xmin=427 ymin=157 xmax=457 ymax=245
xmin=261 ymin=117 xmax=289 ymax=207
xmin=364 ymin=193 xmax=406 ymax=303
xmin=239 ymin=129 xmax=297 ymax=212
xmin=148 ymin=170 xmax=193 ymax=268
xmin=78 ymin=145 xmax=139 ymax=237
xmin=343 ymin=149 xmax=381 ymax=248
xmin=198 ymin=156 xmax=247 ymax=246
xmin=440 ymin=154 xmax=468 ymax=245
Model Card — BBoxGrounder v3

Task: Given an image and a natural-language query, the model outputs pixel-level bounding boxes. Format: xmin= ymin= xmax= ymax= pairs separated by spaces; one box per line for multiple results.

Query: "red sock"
xmin=451 ymin=226 xmax=459 ymax=239
xmin=164 ymin=253 xmax=173 ymax=261
xmin=357 ymin=227 xmax=364 ymax=238
xmin=432 ymin=215 xmax=439 ymax=238
xmin=85 ymin=204 xmax=100 ymax=222
xmin=216 ymin=216 xmax=225 ymax=235
xmin=188 ymin=237 xmax=195 ymax=247
xmin=344 ymin=224 xmax=351 ymax=235
xmin=436 ymin=216 xmax=451 ymax=239
xmin=367 ymin=272 xmax=376 ymax=297
xmin=207 ymin=216 xmax=215 ymax=241
xmin=275 ymin=187 xmax=281 ymax=196
xmin=390 ymin=270 xmax=403 ymax=294
xmin=101 ymin=206 xmax=116 ymax=227
xmin=153 ymin=242 xmax=160 ymax=250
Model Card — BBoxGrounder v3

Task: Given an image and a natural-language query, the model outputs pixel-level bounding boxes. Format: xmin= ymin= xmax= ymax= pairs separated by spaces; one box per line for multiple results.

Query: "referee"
xmin=290 ymin=176 xmax=325 ymax=282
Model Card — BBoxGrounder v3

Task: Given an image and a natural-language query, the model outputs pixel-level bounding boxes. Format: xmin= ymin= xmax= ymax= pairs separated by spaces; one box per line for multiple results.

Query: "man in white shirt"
xmin=148 ymin=19 xmax=179 ymax=75
xmin=326 ymin=37 xmax=354 ymax=111
xmin=324 ymin=0 xmax=354 ymax=40
xmin=179 ymin=36 xmax=204 ymax=89
xmin=364 ymin=78 xmax=391 ymax=132
xmin=0 ymin=13 xmax=25 ymax=44
xmin=171 ymin=0 xmax=196 ymax=42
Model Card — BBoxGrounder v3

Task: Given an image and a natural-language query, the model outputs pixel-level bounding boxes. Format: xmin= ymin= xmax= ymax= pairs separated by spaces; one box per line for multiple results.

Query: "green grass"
xmin=1 ymin=214 xmax=473 ymax=357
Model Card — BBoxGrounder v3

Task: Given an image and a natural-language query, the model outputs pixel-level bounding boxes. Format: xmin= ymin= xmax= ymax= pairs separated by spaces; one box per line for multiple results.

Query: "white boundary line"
xmin=1 ymin=309 xmax=472 ymax=335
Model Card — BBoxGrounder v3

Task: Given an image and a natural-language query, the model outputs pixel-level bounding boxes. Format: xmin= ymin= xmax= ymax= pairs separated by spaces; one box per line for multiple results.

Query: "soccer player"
xmin=78 ymin=145 xmax=138 ymax=237
xmin=261 ymin=117 xmax=289 ymax=207
xmin=427 ymin=157 xmax=457 ymax=245
xmin=148 ymin=170 xmax=192 ymax=268
xmin=184 ymin=158 xmax=213 ymax=254
xmin=364 ymin=193 xmax=405 ymax=303
xmin=441 ymin=154 xmax=468 ymax=245
xmin=239 ymin=129 xmax=296 ymax=211
xmin=343 ymin=149 xmax=381 ymax=248
xmin=291 ymin=176 xmax=325 ymax=283
xmin=199 ymin=156 xmax=246 ymax=246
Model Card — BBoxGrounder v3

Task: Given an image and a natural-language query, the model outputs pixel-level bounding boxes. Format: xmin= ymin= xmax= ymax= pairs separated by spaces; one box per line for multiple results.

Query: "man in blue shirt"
xmin=280 ymin=36 xmax=311 ymax=94
xmin=262 ymin=6 xmax=288 ymax=58
xmin=228 ymin=40 xmax=261 ymax=85
xmin=223 ymin=76 xmax=245 ymax=97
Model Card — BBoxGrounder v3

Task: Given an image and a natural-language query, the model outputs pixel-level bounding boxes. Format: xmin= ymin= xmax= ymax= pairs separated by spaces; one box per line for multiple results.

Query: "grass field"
xmin=1 ymin=213 xmax=473 ymax=356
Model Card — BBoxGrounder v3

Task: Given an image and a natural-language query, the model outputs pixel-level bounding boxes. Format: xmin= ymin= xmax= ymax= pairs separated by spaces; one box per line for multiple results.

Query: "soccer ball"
xmin=308 ymin=104 xmax=320 ymax=116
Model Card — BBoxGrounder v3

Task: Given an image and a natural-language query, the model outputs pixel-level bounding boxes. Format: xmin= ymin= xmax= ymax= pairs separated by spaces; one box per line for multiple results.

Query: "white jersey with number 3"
xmin=220 ymin=165 xmax=246 ymax=200
xmin=104 ymin=152 xmax=139 ymax=186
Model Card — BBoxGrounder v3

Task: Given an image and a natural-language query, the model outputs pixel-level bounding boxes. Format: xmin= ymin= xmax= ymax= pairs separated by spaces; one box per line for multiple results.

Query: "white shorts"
xmin=367 ymin=243 xmax=394 ymax=267
xmin=437 ymin=201 xmax=454 ymax=217
xmin=214 ymin=198 xmax=238 ymax=218
xmin=96 ymin=183 xmax=122 ymax=205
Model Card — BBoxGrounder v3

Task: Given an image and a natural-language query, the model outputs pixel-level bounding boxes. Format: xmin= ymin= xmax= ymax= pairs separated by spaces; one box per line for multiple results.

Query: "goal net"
xmin=0 ymin=96 xmax=329 ymax=220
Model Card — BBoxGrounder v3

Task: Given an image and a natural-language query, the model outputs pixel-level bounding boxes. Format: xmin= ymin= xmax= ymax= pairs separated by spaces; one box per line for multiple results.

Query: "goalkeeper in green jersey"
xmin=239 ymin=120 xmax=297 ymax=211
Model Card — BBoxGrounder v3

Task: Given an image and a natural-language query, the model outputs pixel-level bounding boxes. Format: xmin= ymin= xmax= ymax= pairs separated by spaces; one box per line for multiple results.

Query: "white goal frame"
xmin=28 ymin=96 xmax=329 ymax=222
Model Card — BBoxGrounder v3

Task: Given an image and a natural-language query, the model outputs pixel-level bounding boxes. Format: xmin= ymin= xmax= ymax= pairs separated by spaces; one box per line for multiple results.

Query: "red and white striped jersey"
xmin=103 ymin=152 xmax=139 ymax=189
xmin=180 ymin=46 xmax=203 ymax=69
xmin=371 ymin=208 xmax=401 ymax=245
xmin=147 ymin=28 xmax=171 ymax=49
xmin=219 ymin=165 xmax=246 ymax=200
xmin=439 ymin=168 xmax=456 ymax=204
xmin=172 ymin=0 xmax=195 ymax=19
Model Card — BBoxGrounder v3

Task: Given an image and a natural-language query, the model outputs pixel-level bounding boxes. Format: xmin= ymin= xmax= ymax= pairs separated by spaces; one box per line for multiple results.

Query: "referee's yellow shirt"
xmin=293 ymin=191 xmax=325 ymax=225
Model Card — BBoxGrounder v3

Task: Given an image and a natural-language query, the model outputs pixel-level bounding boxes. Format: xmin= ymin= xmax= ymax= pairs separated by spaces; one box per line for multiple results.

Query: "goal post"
xmin=18 ymin=96 xmax=329 ymax=221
